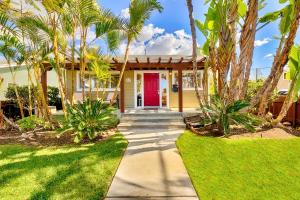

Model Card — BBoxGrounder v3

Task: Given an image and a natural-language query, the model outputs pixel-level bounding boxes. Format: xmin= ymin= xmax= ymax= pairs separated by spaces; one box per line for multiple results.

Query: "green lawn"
xmin=0 ymin=134 xmax=127 ymax=200
xmin=177 ymin=131 xmax=300 ymax=200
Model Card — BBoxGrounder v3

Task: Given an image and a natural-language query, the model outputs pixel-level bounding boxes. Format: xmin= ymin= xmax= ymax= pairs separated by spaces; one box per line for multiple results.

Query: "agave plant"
xmin=60 ymin=99 xmax=118 ymax=143
xmin=204 ymin=95 xmax=262 ymax=136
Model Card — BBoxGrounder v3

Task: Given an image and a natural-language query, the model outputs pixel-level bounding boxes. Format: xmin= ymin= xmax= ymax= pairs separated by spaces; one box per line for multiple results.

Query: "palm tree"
xmin=186 ymin=0 xmax=204 ymax=107
xmin=110 ymin=0 xmax=163 ymax=104
xmin=250 ymin=1 xmax=300 ymax=115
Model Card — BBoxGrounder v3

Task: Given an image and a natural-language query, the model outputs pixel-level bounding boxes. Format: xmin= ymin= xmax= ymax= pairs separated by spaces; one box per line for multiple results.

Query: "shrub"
xmin=60 ymin=99 xmax=118 ymax=143
xmin=5 ymin=85 xmax=37 ymax=107
xmin=5 ymin=85 xmax=62 ymax=109
xmin=48 ymin=86 xmax=61 ymax=107
xmin=203 ymin=95 xmax=262 ymax=135
xmin=246 ymin=79 xmax=278 ymax=103
xmin=16 ymin=116 xmax=45 ymax=131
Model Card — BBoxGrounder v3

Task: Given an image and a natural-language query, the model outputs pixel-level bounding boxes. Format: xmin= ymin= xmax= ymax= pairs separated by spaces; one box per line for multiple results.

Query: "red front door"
xmin=144 ymin=73 xmax=160 ymax=106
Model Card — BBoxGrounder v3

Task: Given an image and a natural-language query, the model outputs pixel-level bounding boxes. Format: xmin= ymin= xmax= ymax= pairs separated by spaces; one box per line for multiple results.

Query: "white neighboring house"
xmin=0 ymin=61 xmax=58 ymax=101
xmin=277 ymin=68 xmax=291 ymax=95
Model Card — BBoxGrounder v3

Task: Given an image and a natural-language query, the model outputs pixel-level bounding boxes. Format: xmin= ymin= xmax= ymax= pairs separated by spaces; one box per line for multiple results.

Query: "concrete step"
xmin=122 ymin=112 xmax=182 ymax=118
xmin=121 ymin=117 xmax=183 ymax=123
xmin=118 ymin=121 xmax=186 ymax=129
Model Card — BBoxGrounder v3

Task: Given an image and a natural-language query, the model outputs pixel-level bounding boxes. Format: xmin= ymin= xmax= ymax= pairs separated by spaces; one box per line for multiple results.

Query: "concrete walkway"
xmin=106 ymin=128 xmax=198 ymax=200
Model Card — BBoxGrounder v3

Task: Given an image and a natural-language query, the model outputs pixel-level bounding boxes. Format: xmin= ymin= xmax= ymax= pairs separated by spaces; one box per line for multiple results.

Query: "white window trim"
xmin=172 ymin=70 xmax=204 ymax=90
xmin=76 ymin=71 xmax=120 ymax=92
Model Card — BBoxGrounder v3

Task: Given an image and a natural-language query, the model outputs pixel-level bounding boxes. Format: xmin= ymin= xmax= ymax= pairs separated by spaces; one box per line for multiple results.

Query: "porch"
xmin=41 ymin=55 xmax=205 ymax=113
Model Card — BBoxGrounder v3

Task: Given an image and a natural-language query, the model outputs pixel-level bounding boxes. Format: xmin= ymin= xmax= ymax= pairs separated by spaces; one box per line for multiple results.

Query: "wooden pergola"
xmin=41 ymin=55 xmax=206 ymax=113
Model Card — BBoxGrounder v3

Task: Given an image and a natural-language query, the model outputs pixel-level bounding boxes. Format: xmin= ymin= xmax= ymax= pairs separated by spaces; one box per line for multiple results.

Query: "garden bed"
xmin=0 ymin=128 xmax=117 ymax=146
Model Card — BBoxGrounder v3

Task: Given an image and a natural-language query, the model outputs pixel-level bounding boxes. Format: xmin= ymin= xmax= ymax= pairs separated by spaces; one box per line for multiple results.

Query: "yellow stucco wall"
xmin=168 ymin=73 xmax=202 ymax=109
xmin=124 ymin=70 xmax=135 ymax=108
xmin=65 ymin=70 xmax=202 ymax=108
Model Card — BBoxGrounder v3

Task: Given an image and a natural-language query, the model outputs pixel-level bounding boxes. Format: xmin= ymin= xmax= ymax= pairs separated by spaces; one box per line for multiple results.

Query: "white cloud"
xmin=121 ymin=8 xmax=130 ymax=19
xmin=137 ymin=24 xmax=165 ymax=41
xmin=264 ymin=53 xmax=274 ymax=59
xmin=119 ymin=24 xmax=194 ymax=55
xmin=254 ymin=38 xmax=272 ymax=47
xmin=74 ymin=28 xmax=96 ymax=43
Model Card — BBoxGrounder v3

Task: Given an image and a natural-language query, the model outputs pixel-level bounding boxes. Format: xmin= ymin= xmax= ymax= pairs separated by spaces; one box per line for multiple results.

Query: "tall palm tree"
xmin=110 ymin=0 xmax=163 ymax=104
xmin=186 ymin=0 xmax=204 ymax=107
xmin=250 ymin=1 xmax=300 ymax=115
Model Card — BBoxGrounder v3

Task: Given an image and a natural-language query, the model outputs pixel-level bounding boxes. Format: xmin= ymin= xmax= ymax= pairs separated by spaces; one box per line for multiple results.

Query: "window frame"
xmin=76 ymin=71 xmax=120 ymax=92
xmin=172 ymin=70 xmax=204 ymax=90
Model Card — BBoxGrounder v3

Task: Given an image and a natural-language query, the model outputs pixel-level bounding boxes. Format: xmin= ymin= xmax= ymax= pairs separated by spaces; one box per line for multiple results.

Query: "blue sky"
xmin=99 ymin=0 xmax=300 ymax=78
xmin=2 ymin=0 xmax=300 ymax=79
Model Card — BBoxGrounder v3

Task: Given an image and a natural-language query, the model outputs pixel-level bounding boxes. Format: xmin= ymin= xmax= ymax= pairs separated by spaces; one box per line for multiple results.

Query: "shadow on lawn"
xmin=0 ymin=134 xmax=127 ymax=200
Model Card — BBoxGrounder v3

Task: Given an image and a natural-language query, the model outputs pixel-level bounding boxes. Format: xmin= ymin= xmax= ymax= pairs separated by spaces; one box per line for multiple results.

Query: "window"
xmin=77 ymin=72 xmax=119 ymax=91
xmin=172 ymin=70 xmax=203 ymax=90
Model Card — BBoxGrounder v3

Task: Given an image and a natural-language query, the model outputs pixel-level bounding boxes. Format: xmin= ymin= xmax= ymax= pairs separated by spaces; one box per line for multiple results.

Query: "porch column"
xmin=41 ymin=69 xmax=48 ymax=103
xmin=178 ymin=69 xmax=183 ymax=112
xmin=120 ymin=73 xmax=125 ymax=113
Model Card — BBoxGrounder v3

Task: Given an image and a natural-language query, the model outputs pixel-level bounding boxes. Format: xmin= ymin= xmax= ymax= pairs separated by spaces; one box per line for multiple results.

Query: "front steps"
xmin=118 ymin=112 xmax=186 ymax=129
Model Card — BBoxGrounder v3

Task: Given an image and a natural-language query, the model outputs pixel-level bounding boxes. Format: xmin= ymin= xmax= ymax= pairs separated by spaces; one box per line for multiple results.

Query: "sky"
xmin=2 ymin=0 xmax=300 ymax=79
xmin=98 ymin=0 xmax=300 ymax=78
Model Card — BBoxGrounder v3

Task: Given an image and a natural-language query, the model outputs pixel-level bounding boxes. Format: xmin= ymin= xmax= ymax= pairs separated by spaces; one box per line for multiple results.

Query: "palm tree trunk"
xmin=71 ymin=28 xmax=76 ymax=105
xmin=250 ymin=3 xmax=300 ymax=112
xmin=8 ymin=65 xmax=24 ymax=119
xmin=110 ymin=41 xmax=130 ymax=105
xmin=186 ymin=0 xmax=204 ymax=107
xmin=237 ymin=0 xmax=258 ymax=99
xmin=80 ymin=29 xmax=87 ymax=102
xmin=27 ymin=69 xmax=33 ymax=116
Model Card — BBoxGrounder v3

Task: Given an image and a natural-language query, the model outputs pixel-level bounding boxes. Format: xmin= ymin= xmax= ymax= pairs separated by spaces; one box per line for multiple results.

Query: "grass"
xmin=0 ymin=134 xmax=127 ymax=200
xmin=177 ymin=130 xmax=300 ymax=200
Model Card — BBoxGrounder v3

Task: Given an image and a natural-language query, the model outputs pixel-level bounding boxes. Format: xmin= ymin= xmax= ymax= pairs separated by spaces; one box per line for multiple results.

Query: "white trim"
xmin=76 ymin=71 xmax=120 ymax=92
xmin=134 ymin=70 xmax=169 ymax=109
xmin=172 ymin=70 xmax=204 ymax=90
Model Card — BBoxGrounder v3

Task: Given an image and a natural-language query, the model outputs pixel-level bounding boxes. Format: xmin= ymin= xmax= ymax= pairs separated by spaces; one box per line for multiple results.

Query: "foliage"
xmin=203 ymin=95 xmax=262 ymax=135
xmin=5 ymin=85 xmax=61 ymax=107
xmin=0 ymin=134 xmax=127 ymax=199
xmin=5 ymin=85 xmax=37 ymax=107
xmin=286 ymin=45 xmax=300 ymax=101
xmin=16 ymin=115 xmax=45 ymax=131
xmin=60 ymin=99 xmax=118 ymax=143
xmin=48 ymin=86 xmax=61 ymax=106
xmin=177 ymin=131 xmax=300 ymax=200
xmin=245 ymin=79 xmax=278 ymax=103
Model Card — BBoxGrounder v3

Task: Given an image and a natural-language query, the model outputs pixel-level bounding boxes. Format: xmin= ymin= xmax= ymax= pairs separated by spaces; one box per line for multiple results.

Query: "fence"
xmin=270 ymin=96 xmax=300 ymax=127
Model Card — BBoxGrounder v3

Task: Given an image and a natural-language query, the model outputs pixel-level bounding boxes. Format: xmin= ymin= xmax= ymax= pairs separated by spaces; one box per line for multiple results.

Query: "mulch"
xmin=0 ymin=128 xmax=117 ymax=147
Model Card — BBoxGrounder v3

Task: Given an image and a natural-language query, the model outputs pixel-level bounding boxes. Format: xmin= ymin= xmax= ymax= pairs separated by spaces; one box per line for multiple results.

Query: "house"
xmin=277 ymin=70 xmax=291 ymax=94
xmin=0 ymin=62 xmax=58 ymax=101
xmin=42 ymin=55 xmax=206 ymax=113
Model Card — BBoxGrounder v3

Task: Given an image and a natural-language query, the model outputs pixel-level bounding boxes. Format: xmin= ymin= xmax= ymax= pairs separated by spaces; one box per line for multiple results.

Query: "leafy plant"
xmin=60 ymin=99 xmax=118 ymax=143
xmin=245 ymin=80 xmax=278 ymax=103
xmin=6 ymin=85 xmax=37 ymax=107
xmin=16 ymin=116 xmax=45 ymax=131
xmin=203 ymin=95 xmax=262 ymax=135
xmin=48 ymin=86 xmax=61 ymax=106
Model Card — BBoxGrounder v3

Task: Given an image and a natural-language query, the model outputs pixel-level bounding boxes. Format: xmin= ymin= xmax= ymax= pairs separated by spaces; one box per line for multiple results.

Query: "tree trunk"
xmin=71 ymin=27 xmax=76 ymax=106
xmin=250 ymin=3 xmax=300 ymax=112
xmin=110 ymin=41 xmax=130 ymax=105
xmin=8 ymin=65 xmax=24 ymax=119
xmin=186 ymin=0 xmax=204 ymax=107
xmin=237 ymin=0 xmax=258 ymax=99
